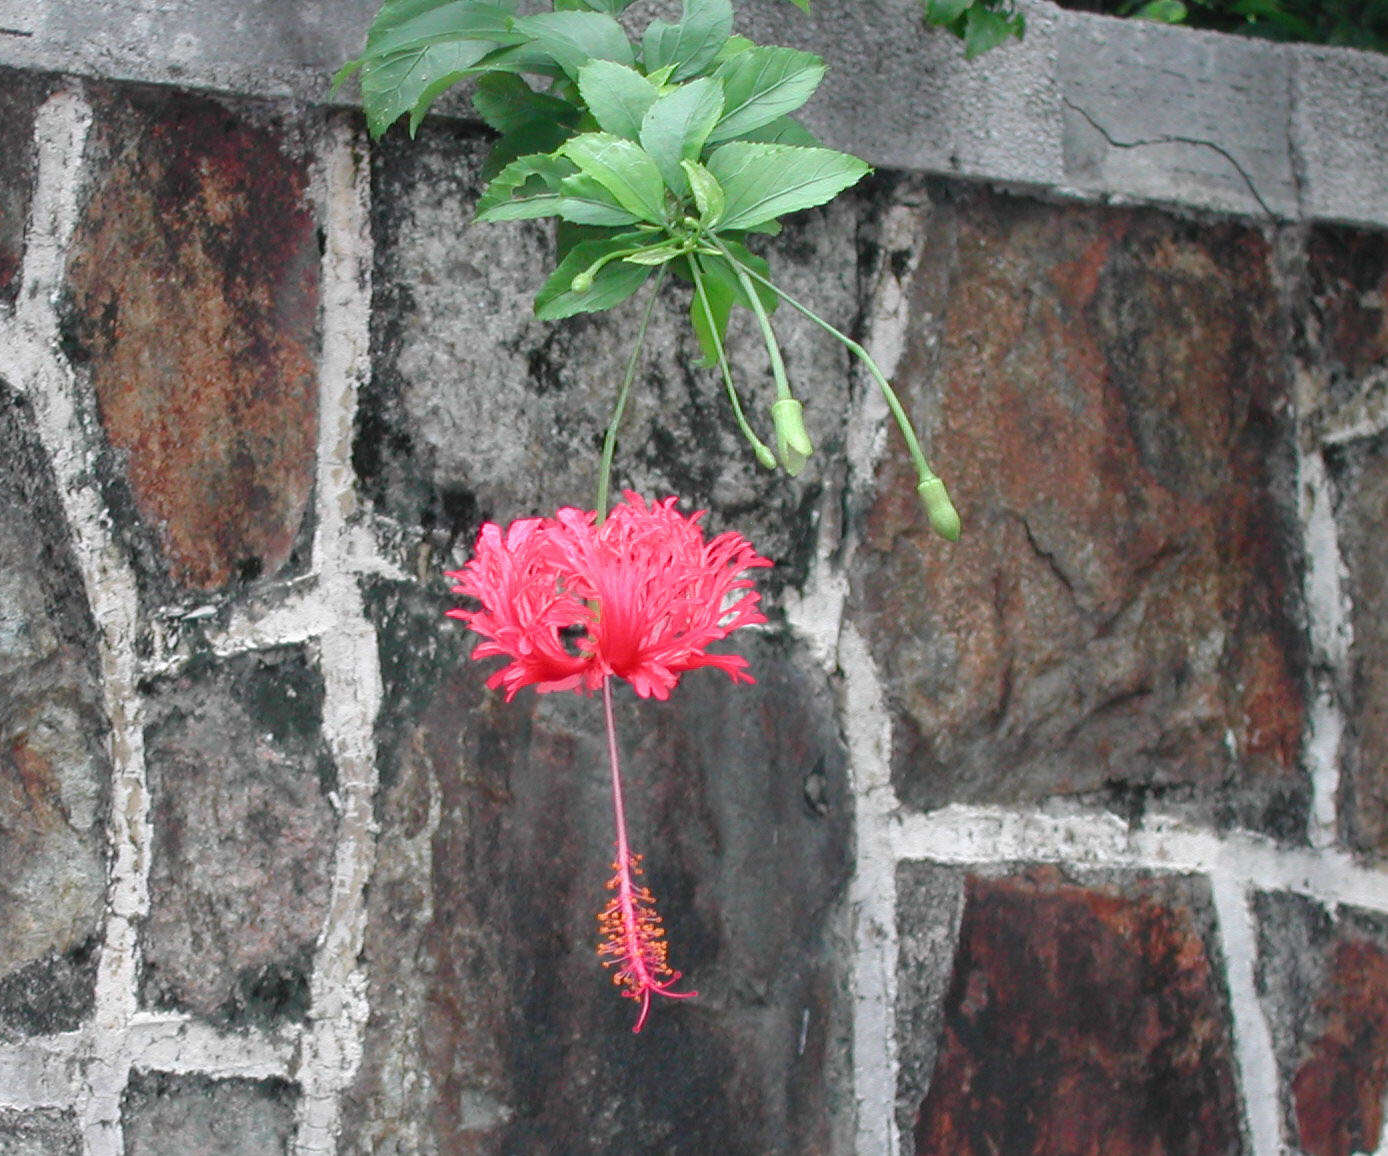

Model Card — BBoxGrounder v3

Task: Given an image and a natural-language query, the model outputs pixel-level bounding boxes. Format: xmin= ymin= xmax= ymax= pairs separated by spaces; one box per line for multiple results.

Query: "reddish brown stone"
xmin=914 ymin=871 xmax=1243 ymax=1156
xmin=63 ymin=86 xmax=318 ymax=591
xmin=1335 ymin=438 xmax=1388 ymax=854
xmin=1305 ymin=227 xmax=1388 ymax=388
xmin=1291 ymin=935 xmax=1388 ymax=1156
xmin=854 ymin=189 xmax=1304 ymax=833
xmin=0 ymin=69 xmax=44 ymax=304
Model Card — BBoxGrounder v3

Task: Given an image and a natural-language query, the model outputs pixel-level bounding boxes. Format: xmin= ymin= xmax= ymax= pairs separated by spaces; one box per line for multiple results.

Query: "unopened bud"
xmin=916 ymin=476 xmax=961 ymax=541
xmin=771 ymin=398 xmax=813 ymax=477
xmin=570 ymin=270 xmax=595 ymax=293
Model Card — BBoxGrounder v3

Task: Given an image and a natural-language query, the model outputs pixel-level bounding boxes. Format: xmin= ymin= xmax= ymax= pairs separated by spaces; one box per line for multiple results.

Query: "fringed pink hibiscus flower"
xmin=446 ymin=492 xmax=771 ymax=1031
xmin=446 ymin=491 xmax=771 ymax=701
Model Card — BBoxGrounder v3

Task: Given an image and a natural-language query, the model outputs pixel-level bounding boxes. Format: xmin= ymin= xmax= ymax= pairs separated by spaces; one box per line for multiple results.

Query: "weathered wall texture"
xmin=0 ymin=4 xmax=1386 ymax=1155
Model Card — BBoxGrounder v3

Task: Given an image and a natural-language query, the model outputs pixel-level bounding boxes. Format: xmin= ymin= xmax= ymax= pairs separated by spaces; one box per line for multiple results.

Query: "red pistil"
xmin=595 ymin=676 xmax=695 ymax=1032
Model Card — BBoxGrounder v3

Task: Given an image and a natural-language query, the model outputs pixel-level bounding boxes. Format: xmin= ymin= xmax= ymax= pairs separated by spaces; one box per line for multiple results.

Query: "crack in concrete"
xmin=1063 ymin=96 xmax=1280 ymax=220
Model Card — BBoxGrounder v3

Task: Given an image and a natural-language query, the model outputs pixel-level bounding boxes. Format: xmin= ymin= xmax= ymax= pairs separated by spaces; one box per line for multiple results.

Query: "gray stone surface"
xmin=120 ymin=1071 xmax=298 ymax=1155
xmin=1059 ymin=13 xmax=1297 ymax=218
xmin=0 ymin=383 xmax=108 ymax=1040
xmin=0 ymin=0 xmax=1384 ymax=226
xmin=1295 ymin=47 xmax=1388 ymax=227
xmin=139 ymin=646 xmax=336 ymax=1025
xmin=0 ymin=1109 xmax=81 ymax=1155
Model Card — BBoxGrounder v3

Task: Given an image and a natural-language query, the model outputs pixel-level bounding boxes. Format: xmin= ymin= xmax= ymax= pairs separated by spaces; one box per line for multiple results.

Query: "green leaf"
xmin=622 ymin=242 xmax=686 ymax=266
xmin=963 ymin=4 xmax=1019 ymax=57
xmin=782 ymin=0 xmax=811 ymax=10
xmin=734 ymin=115 xmax=820 ymax=147
xmin=682 ymin=159 xmax=725 ymax=223
xmin=921 ymin=0 xmax=971 ymax=25
xmin=561 ymin=132 xmax=668 ymax=223
xmin=553 ymin=0 xmax=640 ymax=11
xmin=577 ymin=60 xmax=659 ymax=140
xmin=474 ymin=152 xmax=646 ymax=228
xmin=1129 ymin=0 xmax=1187 ymax=19
xmin=358 ymin=39 xmax=493 ymax=137
xmin=643 ymin=0 xmax=734 ymax=82
xmin=534 ymin=232 xmax=653 ymax=319
xmin=344 ymin=1 xmax=526 ymax=136
xmin=481 ymin=116 xmax=576 ymax=181
xmin=708 ymin=47 xmax=825 ymax=143
xmin=706 ymin=142 xmax=869 ymax=231
xmin=639 ymin=79 xmax=724 ymax=196
xmin=712 ymin=34 xmax=758 ymax=63
xmin=471 ymin=72 xmax=577 ymax=134
xmin=363 ymin=1 xmax=515 ymax=59
xmin=474 ymin=152 xmax=573 ymax=220
xmin=511 ymin=10 xmax=635 ymax=78
xmin=555 ymin=173 xmax=644 ymax=225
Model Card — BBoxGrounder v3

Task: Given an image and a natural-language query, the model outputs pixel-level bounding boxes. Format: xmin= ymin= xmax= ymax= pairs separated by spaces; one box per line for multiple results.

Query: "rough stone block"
xmin=62 ymin=84 xmax=319 ymax=594
xmin=0 ymin=67 xmax=45 ymax=305
xmin=1330 ymin=433 xmax=1388 ymax=855
xmin=0 ymin=1108 xmax=81 ymax=1155
xmin=361 ymin=118 xmax=866 ymax=594
xmin=120 ymin=1071 xmax=297 ymax=1156
xmin=341 ymin=579 xmax=852 ymax=1154
xmin=1059 ymin=14 xmax=1296 ymax=218
xmin=1293 ymin=47 xmax=1388 ymax=229
xmin=897 ymin=864 xmax=1245 ymax=1155
xmin=1253 ymin=891 xmax=1388 ymax=1156
xmin=1299 ymin=226 xmax=1388 ymax=433
xmin=139 ymin=646 xmax=335 ymax=1025
xmin=853 ymin=188 xmax=1305 ymax=835
xmin=0 ymin=384 xmax=109 ymax=1039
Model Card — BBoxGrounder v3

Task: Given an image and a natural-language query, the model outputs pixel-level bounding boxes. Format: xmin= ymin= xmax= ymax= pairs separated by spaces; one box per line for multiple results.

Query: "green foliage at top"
xmin=922 ymin=0 xmax=1388 ymax=54
xmin=340 ymin=0 xmax=960 ymax=537
xmin=338 ymin=0 xmax=868 ymax=389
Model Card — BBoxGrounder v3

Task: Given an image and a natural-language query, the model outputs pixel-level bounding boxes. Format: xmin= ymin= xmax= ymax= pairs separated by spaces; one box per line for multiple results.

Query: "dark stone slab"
xmin=852 ymin=187 xmax=1305 ymax=836
xmin=0 ymin=68 xmax=47 ymax=306
xmin=1330 ymin=432 xmax=1388 ymax=855
xmin=0 ymin=383 xmax=109 ymax=1040
xmin=0 ymin=1108 xmax=82 ymax=1155
xmin=1254 ymin=891 xmax=1388 ymax=1156
xmin=139 ymin=646 xmax=335 ymax=1026
xmin=361 ymin=119 xmax=873 ymax=595
xmin=121 ymin=1071 xmax=297 ymax=1155
xmin=341 ymin=578 xmax=852 ymax=1154
xmin=899 ymin=864 xmax=1245 ymax=1156
xmin=61 ymin=84 xmax=319 ymax=594
xmin=1303 ymin=226 xmax=1388 ymax=401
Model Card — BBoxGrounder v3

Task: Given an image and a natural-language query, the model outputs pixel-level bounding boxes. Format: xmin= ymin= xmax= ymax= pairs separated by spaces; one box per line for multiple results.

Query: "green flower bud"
xmin=771 ymin=398 xmax=813 ymax=477
xmin=916 ymin=476 xmax=961 ymax=542
xmin=754 ymin=442 xmax=777 ymax=470
xmin=570 ymin=269 xmax=595 ymax=293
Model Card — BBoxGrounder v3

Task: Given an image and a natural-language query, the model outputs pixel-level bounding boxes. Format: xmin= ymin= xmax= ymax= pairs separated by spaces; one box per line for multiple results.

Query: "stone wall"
xmin=0 ymin=2 xmax=1386 ymax=1154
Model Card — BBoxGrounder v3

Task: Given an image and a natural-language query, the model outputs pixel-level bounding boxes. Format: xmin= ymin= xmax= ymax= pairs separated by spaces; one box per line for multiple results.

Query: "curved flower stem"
xmin=707 ymin=240 xmax=960 ymax=540
xmin=598 ymin=676 xmax=696 ymax=1032
xmin=724 ymin=251 xmax=792 ymax=403
xmin=596 ymin=267 xmax=669 ymax=523
xmin=688 ymin=258 xmax=776 ymax=470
